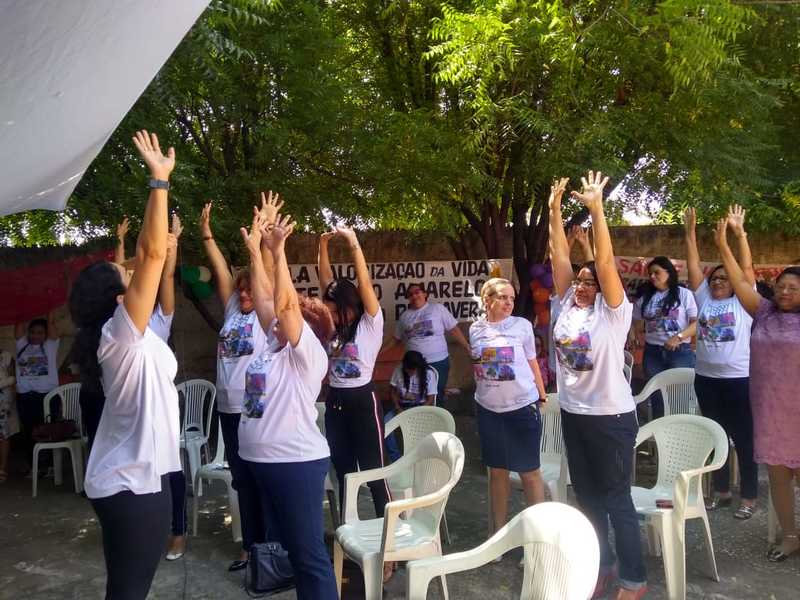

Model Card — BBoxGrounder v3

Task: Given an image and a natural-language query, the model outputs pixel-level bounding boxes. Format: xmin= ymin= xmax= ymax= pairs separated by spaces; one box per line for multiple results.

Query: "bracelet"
xmin=202 ymin=235 xmax=213 ymax=241
xmin=148 ymin=178 xmax=170 ymax=190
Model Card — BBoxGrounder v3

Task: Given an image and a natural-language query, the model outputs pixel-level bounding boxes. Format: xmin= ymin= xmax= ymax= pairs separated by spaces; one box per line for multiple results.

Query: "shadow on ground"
xmin=1 ymin=414 xmax=798 ymax=599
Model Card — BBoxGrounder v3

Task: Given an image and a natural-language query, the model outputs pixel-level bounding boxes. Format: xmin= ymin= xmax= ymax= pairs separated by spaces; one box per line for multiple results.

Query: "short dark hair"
xmin=405 ymin=282 xmax=426 ymax=299
xmin=28 ymin=318 xmax=48 ymax=334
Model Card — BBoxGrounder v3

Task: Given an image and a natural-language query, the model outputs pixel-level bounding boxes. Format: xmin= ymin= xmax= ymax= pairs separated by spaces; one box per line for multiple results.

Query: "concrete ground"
xmin=1 ymin=414 xmax=798 ymax=600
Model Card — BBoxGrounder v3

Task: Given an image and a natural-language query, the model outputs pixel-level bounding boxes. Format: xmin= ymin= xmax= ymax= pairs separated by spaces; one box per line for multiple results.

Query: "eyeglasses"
xmin=572 ymin=279 xmax=598 ymax=289
xmin=709 ymin=276 xmax=729 ymax=283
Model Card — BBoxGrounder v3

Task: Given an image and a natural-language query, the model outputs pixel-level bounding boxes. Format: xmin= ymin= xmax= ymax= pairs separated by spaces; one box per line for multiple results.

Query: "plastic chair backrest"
xmin=210 ymin=415 xmax=226 ymax=465
xmin=315 ymin=401 xmax=326 ymax=435
xmin=638 ymin=414 xmax=728 ymax=496
xmin=43 ymin=383 xmax=82 ymax=432
xmin=177 ymin=379 xmax=216 ymax=437
xmin=406 ymin=502 xmax=599 ymax=600
xmin=636 ymin=368 xmax=698 ymax=416
xmin=540 ymin=395 xmax=564 ymax=457
xmin=384 ymin=406 xmax=456 ymax=450
xmin=402 ymin=432 xmax=465 ymax=536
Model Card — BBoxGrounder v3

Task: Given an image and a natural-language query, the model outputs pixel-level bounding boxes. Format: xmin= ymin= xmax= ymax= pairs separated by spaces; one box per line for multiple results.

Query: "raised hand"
xmin=240 ymin=209 xmax=266 ymax=256
xmin=548 ymin=177 xmax=569 ymax=211
xmin=167 ymin=232 xmax=178 ymax=252
xmin=199 ymin=202 xmax=213 ymax=238
xmin=727 ymin=204 xmax=746 ymax=237
xmin=171 ymin=213 xmax=183 ymax=239
xmin=116 ymin=217 xmax=129 ymax=240
xmin=571 ymin=170 xmax=609 ymax=212
xmin=574 ymin=226 xmax=591 ymax=247
xmin=683 ymin=207 xmax=696 ymax=235
xmin=259 ymin=191 xmax=284 ymax=225
xmin=713 ymin=218 xmax=729 ymax=249
xmin=131 ymin=130 xmax=175 ymax=180
xmin=320 ymin=230 xmax=336 ymax=246
xmin=262 ymin=213 xmax=296 ymax=252
xmin=333 ymin=226 xmax=359 ymax=246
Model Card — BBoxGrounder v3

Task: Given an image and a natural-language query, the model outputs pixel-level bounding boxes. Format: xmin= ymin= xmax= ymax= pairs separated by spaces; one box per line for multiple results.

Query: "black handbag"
xmin=245 ymin=542 xmax=295 ymax=597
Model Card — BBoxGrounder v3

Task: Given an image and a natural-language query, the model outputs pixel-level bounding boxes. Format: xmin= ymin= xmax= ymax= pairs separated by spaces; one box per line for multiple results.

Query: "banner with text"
xmin=285 ymin=259 xmax=513 ymax=327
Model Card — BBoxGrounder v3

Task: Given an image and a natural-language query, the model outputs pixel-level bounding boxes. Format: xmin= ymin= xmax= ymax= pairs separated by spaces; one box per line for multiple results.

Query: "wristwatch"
xmin=148 ymin=178 xmax=170 ymax=190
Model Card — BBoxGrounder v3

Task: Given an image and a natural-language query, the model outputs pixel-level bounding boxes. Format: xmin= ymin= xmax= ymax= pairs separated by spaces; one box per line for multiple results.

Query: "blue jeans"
xmin=245 ymin=458 xmax=338 ymax=600
xmin=561 ymin=410 xmax=646 ymax=589
xmin=642 ymin=343 xmax=696 ymax=419
xmin=429 ymin=358 xmax=450 ymax=407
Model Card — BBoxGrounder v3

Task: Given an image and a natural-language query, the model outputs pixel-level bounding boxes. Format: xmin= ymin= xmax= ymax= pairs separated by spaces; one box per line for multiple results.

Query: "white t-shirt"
xmin=395 ymin=302 xmax=458 ymax=363
xmin=694 ymin=280 xmax=752 ymax=379
xmin=216 ymin=294 xmax=270 ymax=414
xmin=238 ymin=322 xmax=330 ymax=463
xmin=328 ymin=310 xmax=384 ymax=388
xmin=15 ymin=337 xmax=59 ymax=395
xmin=148 ymin=304 xmax=174 ymax=344
xmin=554 ymin=289 xmax=635 ymax=415
xmin=469 ymin=316 xmax=539 ymax=413
xmin=390 ymin=364 xmax=439 ymax=407
xmin=634 ymin=286 xmax=697 ymax=346
xmin=84 ymin=304 xmax=181 ymax=498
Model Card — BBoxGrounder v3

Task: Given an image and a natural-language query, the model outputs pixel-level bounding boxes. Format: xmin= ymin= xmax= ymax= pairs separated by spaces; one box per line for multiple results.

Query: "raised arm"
xmin=14 ymin=321 xmax=25 ymax=341
xmin=199 ymin=202 xmax=235 ymax=306
xmin=548 ymin=178 xmax=573 ymax=298
xmin=114 ymin=217 xmax=129 ymax=265
xmin=47 ymin=310 xmax=58 ymax=340
xmin=240 ymin=211 xmax=275 ymax=333
xmin=258 ymin=191 xmax=284 ymax=302
xmin=334 ymin=227 xmax=380 ymax=317
xmin=571 ymin=171 xmax=625 ymax=308
xmin=683 ymin=208 xmax=703 ymax=291
xmin=574 ymin=225 xmax=595 ymax=262
xmin=726 ymin=204 xmax=756 ymax=286
xmin=264 ymin=214 xmax=302 ymax=346
xmin=124 ymin=130 xmax=174 ymax=333
xmin=318 ymin=231 xmax=335 ymax=295
xmin=713 ymin=219 xmax=761 ymax=316
xmin=158 ymin=214 xmax=183 ymax=316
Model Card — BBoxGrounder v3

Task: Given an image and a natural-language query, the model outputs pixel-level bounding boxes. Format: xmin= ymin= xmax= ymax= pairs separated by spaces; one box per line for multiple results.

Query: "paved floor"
xmin=1 ymin=415 xmax=798 ymax=599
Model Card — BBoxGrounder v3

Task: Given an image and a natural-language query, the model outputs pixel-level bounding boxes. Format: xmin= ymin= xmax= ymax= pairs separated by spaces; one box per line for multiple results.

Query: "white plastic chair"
xmin=176 ymin=379 xmax=216 ymax=496
xmin=634 ymin=367 xmax=699 ymax=416
xmin=407 ymin=502 xmax=599 ymax=600
xmin=191 ymin=424 xmax=242 ymax=543
xmin=334 ymin=431 xmax=465 ymax=600
xmin=623 ymin=350 xmax=634 ymax=383
xmin=383 ymin=406 xmax=456 ymax=544
xmin=486 ymin=393 xmax=569 ymax=535
xmin=315 ymin=402 xmax=341 ymax=529
xmin=631 ymin=415 xmax=729 ymax=600
xmin=32 ymin=383 xmax=84 ymax=497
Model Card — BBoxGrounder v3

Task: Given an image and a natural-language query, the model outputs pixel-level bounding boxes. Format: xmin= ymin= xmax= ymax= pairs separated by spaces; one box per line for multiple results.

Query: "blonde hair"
xmin=480 ymin=277 xmax=514 ymax=310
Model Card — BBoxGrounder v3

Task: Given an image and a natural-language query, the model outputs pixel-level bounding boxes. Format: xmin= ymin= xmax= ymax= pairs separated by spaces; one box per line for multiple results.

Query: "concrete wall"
xmin=2 ymin=225 xmax=797 ymax=395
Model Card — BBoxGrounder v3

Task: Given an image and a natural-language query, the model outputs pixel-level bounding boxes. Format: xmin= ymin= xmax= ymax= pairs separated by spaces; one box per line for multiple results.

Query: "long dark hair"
xmin=642 ymin=256 xmax=681 ymax=315
xmin=402 ymin=350 xmax=429 ymax=399
xmin=323 ymin=278 xmax=364 ymax=345
xmin=577 ymin=261 xmax=602 ymax=293
xmin=69 ymin=262 xmax=126 ymax=397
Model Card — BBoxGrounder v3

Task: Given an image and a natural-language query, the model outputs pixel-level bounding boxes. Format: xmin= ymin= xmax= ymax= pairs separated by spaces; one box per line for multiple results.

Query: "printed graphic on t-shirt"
xmin=643 ymin=302 xmax=680 ymax=335
xmin=408 ymin=319 xmax=434 ymax=339
xmin=698 ymin=308 xmax=736 ymax=343
xmin=330 ymin=342 xmax=362 ymax=379
xmin=243 ymin=370 xmax=267 ymax=418
xmin=474 ymin=346 xmax=516 ymax=381
xmin=555 ymin=330 xmax=594 ymax=372
xmin=18 ymin=352 xmax=49 ymax=377
xmin=218 ymin=315 xmax=255 ymax=359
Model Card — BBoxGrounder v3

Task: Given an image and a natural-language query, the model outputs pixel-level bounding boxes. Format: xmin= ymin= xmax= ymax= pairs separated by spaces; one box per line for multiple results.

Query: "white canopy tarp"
xmin=0 ymin=0 xmax=210 ymax=217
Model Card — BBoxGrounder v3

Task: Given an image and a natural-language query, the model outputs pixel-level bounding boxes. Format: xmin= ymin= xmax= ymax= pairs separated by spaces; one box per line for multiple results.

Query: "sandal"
xmin=705 ymin=495 xmax=732 ymax=511
xmin=733 ymin=505 xmax=755 ymax=520
xmin=767 ymin=535 xmax=800 ymax=563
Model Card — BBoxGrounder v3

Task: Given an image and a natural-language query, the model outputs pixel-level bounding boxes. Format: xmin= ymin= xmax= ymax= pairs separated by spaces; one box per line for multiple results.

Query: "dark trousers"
xmin=694 ymin=375 xmax=758 ymax=500
xmin=16 ymin=391 xmax=49 ymax=466
xmin=643 ymin=343 xmax=696 ymax=419
xmin=326 ymin=384 xmax=391 ymax=517
xmin=561 ymin=410 xmax=646 ymax=587
xmin=168 ymin=470 xmax=187 ymax=535
xmin=245 ymin=458 xmax=338 ymax=600
xmin=429 ymin=358 xmax=450 ymax=407
xmin=90 ymin=474 xmax=171 ymax=600
xmin=218 ymin=411 xmax=267 ymax=550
